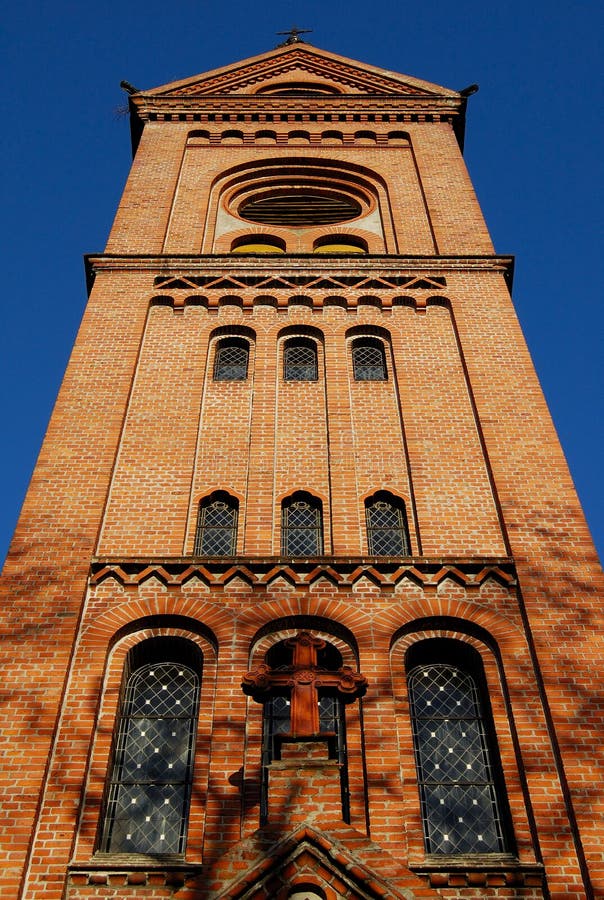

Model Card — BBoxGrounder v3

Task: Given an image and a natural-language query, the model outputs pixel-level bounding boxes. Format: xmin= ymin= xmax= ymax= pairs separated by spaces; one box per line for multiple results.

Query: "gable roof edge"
xmin=138 ymin=43 xmax=460 ymax=98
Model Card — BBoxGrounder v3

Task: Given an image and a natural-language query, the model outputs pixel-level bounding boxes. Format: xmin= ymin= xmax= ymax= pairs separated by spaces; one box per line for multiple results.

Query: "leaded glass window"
xmin=213 ymin=338 xmax=249 ymax=381
xmin=352 ymin=338 xmax=386 ymax=381
xmin=408 ymin=656 xmax=508 ymax=855
xmin=281 ymin=494 xmax=323 ymax=556
xmin=284 ymin=339 xmax=318 ymax=381
xmin=195 ymin=494 xmax=238 ymax=556
xmin=100 ymin=642 xmax=200 ymax=855
xmin=366 ymin=493 xmax=410 ymax=555
xmin=265 ymin=693 xmax=292 ymax=738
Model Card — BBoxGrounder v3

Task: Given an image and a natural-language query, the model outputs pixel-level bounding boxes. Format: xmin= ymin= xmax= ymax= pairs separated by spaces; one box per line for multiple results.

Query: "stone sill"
xmin=409 ymin=856 xmax=544 ymax=889
xmin=68 ymin=858 xmax=203 ymax=888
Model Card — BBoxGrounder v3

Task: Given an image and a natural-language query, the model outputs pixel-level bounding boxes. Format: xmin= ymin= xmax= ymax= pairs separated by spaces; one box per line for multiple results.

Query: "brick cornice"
xmin=133 ymin=95 xmax=463 ymax=114
xmin=85 ymin=254 xmax=514 ymax=281
xmin=89 ymin=557 xmax=516 ymax=590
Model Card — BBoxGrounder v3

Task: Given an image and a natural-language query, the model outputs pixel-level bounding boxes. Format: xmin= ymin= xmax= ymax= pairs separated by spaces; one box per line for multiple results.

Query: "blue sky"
xmin=1 ymin=0 xmax=602 ymax=566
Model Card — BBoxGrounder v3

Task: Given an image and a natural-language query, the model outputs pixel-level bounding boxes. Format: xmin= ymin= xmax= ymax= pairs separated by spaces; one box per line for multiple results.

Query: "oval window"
xmin=239 ymin=192 xmax=362 ymax=227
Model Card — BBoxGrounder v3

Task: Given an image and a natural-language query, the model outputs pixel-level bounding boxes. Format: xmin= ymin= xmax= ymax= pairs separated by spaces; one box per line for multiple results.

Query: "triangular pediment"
xmin=200 ymin=823 xmax=430 ymax=899
xmin=143 ymin=43 xmax=458 ymax=99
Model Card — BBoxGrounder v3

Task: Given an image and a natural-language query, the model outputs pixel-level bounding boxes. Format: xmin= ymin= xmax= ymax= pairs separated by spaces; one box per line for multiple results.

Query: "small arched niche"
xmin=231 ymin=235 xmax=286 ymax=254
xmin=221 ymin=129 xmax=244 ymax=144
xmin=255 ymin=130 xmax=277 ymax=144
xmin=313 ymin=235 xmax=368 ymax=255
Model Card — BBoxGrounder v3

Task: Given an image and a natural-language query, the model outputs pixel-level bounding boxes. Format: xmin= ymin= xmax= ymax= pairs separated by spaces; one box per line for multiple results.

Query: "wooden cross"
xmin=242 ymin=631 xmax=367 ymax=737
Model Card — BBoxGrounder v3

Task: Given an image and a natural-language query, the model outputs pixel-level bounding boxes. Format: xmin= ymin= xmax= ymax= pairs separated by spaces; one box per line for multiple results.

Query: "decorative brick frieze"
xmin=90 ymin=557 xmax=516 ymax=590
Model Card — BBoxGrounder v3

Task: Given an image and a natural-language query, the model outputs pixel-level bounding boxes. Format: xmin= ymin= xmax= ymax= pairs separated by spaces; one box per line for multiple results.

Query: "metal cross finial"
xmin=276 ymin=25 xmax=313 ymax=46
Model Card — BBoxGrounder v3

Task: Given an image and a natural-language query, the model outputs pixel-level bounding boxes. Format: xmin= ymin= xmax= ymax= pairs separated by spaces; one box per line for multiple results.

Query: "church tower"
xmin=1 ymin=41 xmax=602 ymax=900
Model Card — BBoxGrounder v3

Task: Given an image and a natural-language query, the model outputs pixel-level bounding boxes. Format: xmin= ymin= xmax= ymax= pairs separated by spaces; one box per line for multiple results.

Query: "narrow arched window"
xmin=100 ymin=638 xmax=201 ymax=855
xmin=351 ymin=338 xmax=387 ymax=381
xmin=281 ymin=493 xmax=323 ymax=556
xmin=407 ymin=641 xmax=510 ymax=855
xmin=195 ymin=493 xmax=238 ymax=555
xmin=366 ymin=492 xmax=410 ymax=555
xmin=213 ymin=338 xmax=249 ymax=381
xmin=284 ymin=338 xmax=318 ymax=381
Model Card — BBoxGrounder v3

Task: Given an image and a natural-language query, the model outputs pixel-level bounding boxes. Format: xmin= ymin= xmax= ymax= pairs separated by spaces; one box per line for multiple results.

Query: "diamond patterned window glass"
xmin=214 ymin=339 xmax=249 ymax=381
xmin=281 ymin=495 xmax=323 ymax=556
xmin=195 ymin=495 xmax=238 ymax=556
xmin=284 ymin=339 xmax=318 ymax=381
xmin=101 ymin=656 xmax=200 ymax=855
xmin=408 ymin=661 xmax=507 ymax=855
xmin=366 ymin=495 xmax=410 ymax=556
xmin=318 ymin=692 xmax=340 ymax=733
xmin=352 ymin=339 xmax=386 ymax=381
xmin=266 ymin=693 xmax=292 ymax=737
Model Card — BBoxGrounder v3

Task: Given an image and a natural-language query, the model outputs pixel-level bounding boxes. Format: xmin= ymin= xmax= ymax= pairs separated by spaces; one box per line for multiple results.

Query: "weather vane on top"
xmin=276 ymin=26 xmax=313 ymax=47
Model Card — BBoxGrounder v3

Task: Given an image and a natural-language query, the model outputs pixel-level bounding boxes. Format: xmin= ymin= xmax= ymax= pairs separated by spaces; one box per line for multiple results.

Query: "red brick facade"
xmin=1 ymin=43 xmax=602 ymax=900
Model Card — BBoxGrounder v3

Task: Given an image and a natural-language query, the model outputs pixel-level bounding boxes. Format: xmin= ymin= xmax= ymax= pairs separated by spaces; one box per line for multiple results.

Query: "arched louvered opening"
xmin=239 ymin=191 xmax=362 ymax=226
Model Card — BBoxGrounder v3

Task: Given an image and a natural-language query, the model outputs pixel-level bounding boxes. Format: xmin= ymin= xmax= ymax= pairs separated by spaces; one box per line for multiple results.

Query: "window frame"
xmin=351 ymin=337 xmax=387 ymax=381
xmin=406 ymin=639 xmax=513 ymax=857
xmin=283 ymin=337 xmax=319 ymax=382
xmin=280 ymin=493 xmax=324 ymax=557
xmin=213 ymin=337 xmax=250 ymax=382
xmin=98 ymin=637 xmax=202 ymax=857
xmin=365 ymin=492 xmax=410 ymax=556
xmin=194 ymin=492 xmax=239 ymax=556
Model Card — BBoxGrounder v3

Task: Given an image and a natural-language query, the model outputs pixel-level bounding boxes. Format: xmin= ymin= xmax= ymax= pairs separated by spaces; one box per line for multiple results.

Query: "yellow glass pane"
xmin=313 ymin=243 xmax=366 ymax=254
xmin=232 ymin=243 xmax=285 ymax=254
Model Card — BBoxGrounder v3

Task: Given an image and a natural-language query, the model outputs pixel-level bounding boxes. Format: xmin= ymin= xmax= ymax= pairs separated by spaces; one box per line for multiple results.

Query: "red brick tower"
xmin=1 ymin=41 xmax=602 ymax=900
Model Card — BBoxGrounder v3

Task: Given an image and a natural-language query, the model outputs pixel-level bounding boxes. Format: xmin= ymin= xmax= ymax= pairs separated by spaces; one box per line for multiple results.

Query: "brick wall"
xmin=1 ymin=46 xmax=602 ymax=900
